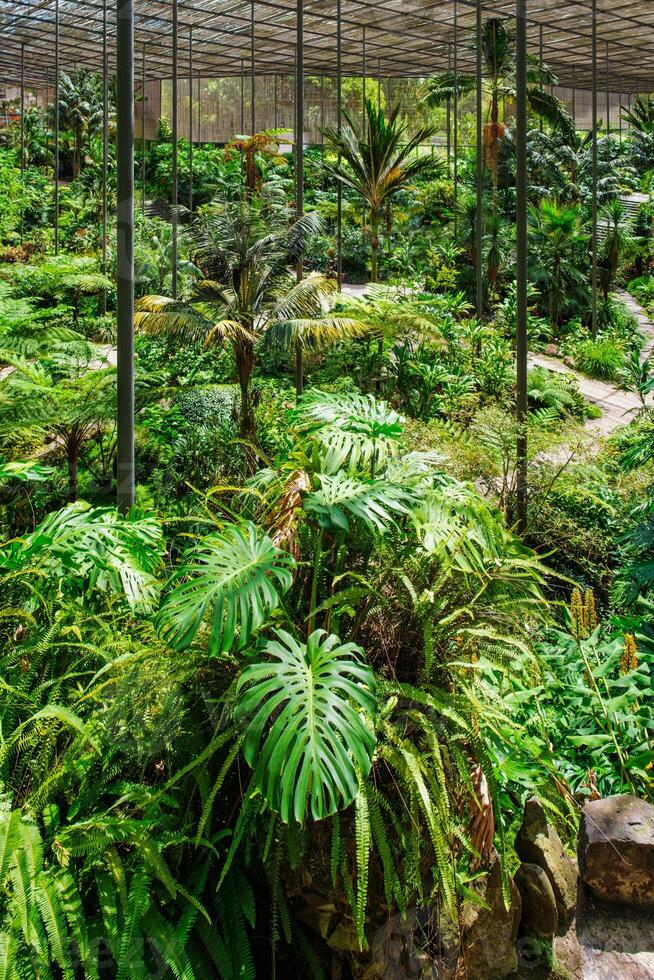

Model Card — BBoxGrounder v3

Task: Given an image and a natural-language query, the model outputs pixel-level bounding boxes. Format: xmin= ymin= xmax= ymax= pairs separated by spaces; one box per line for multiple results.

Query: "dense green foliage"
xmin=1 ymin=39 xmax=653 ymax=978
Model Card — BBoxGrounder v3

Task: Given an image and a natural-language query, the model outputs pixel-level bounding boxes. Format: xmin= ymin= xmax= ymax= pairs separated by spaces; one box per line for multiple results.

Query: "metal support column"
xmin=475 ymin=0 xmax=483 ymax=318
xmin=591 ymin=0 xmax=598 ymax=337
xmin=295 ymin=0 xmax=304 ymax=395
xmin=54 ymin=0 xmax=59 ymax=254
xmin=515 ymin=0 xmax=528 ymax=534
xmin=446 ymin=46 xmax=451 ymax=170
xmin=250 ymin=0 xmax=255 ymax=135
xmin=240 ymin=59 xmax=245 ymax=133
xmin=171 ymin=0 xmax=178 ymax=298
xmin=189 ymin=27 xmax=193 ymax=211
xmin=572 ymin=65 xmax=576 ymax=127
xmin=116 ymin=0 xmax=135 ymax=512
xmin=274 ymin=73 xmax=278 ymax=128
xmin=102 ymin=0 xmax=109 ymax=313
xmin=453 ymin=0 xmax=458 ymax=235
xmin=605 ymin=42 xmax=610 ymax=136
xmin=362 ymin=26 xmax=367 ymax=128
xmin=336 ymin=0 xmax=342 ymax=292
xmin=20 ymin=42 xmax=24 ymax=242
xmin=141 ymin=44 xmax=146 ymax=216
xmin=539 ymin=25 xmax=543 ymax=133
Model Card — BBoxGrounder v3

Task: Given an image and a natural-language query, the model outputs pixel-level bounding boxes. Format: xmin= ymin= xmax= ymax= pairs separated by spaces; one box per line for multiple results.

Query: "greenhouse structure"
xmin=0 ymin=0 xmax=653 ymax=976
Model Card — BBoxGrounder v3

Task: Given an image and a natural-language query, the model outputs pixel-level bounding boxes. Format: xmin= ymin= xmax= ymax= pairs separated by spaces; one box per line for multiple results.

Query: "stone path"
xmin=340 ymin=282 xmax=654 ymax=437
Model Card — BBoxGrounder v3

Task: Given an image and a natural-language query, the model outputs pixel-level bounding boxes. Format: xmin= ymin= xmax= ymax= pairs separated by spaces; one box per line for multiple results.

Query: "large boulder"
xmin=515 ymin=862 xmax=558 ymax=939
xmin=515 ymin=797 xmax=578 ymax=932
xmin=579 ymin=794 xmax=654 ymax=911
xmin=461 ymin=848 xmax=522 ymax=978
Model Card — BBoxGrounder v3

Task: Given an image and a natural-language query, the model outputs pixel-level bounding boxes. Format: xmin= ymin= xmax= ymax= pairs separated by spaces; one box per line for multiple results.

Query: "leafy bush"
xmin=573 ymin=335 xmax=625 ymax=380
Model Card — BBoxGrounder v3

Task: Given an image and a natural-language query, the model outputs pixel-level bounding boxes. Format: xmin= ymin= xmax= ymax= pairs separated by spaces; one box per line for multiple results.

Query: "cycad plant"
xmin=134 ymin=200 xmax=367 ymax=433
xmin=321 ymin=99 xmax=438 ymax=282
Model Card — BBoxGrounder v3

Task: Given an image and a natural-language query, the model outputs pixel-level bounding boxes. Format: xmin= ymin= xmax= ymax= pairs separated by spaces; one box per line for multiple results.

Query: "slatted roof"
xmin=0 ymin=0 xmax=653 ymax=94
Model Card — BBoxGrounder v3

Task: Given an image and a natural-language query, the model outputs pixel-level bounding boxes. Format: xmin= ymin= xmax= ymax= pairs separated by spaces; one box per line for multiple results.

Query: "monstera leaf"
xmin=235 ymin=629 xmax=377 ymax=823
xmin=304 ymin=472 xmax=417 ymax=535
xmin=156 ymin=521 xmax=295 ymax=655
xmin=290 ymin=389 xmax=404 ymax=474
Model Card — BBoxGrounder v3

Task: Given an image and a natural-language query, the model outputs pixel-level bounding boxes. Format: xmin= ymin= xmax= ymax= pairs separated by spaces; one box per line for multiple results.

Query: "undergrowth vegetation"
xmin=0 ymin=39 xmax=653 ymax=979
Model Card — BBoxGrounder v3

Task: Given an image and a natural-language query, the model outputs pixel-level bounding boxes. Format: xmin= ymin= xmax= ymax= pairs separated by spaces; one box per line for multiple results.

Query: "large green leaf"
xmin=0 ymin=502 xmax=164 ymax=611
xmin=290 ymin=389 xmax=404 ymax=474
xmin=235 ymin=629 xmax=377 ymax=823
xmin=304 ymin=472 xmax=417 ymax=535
xmin=156 ymin=521 xmax=295 ymax=655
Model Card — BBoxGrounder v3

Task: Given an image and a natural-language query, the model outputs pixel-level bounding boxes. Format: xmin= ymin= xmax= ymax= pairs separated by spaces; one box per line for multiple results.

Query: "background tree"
xmin=423 ymin=17 xmax=573 ymax=197
xmin=321 ymin=99 xmax=438 ymax=282
xmin=135 ymin=200 xmax=367 ymax=434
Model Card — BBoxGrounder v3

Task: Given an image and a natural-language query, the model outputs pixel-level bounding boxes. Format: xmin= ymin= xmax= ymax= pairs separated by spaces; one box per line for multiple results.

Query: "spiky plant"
xmin=321 ymin=99 xmax=439 ymax=282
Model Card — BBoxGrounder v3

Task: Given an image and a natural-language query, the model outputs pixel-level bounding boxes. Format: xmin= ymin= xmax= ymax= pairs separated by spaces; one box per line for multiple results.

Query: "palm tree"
xmin=321 ymin=99 xmax=438 ymax=282
xmin=134 ymin=200 xmax=367 ymax=437
xmin=55 ymin=70 xmax=103 ymax=178
xmin=621 ymin=95 xmax=654 ymax=135
xmin=598 ymin=198 xmax=635 ymax=302
xmin=423 ymin=17 xmax=573 ymax=196
xmin=0 ymin=358 xmax=116 ymax=501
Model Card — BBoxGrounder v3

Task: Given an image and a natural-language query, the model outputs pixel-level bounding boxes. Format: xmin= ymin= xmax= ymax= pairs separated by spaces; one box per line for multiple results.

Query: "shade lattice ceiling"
xmin=0 ymin=0 xmax=653 ymax=93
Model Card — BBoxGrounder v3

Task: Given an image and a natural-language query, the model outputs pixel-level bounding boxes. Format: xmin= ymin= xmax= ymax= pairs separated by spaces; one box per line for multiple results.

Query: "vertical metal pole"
xmin=362 ymin=26 xmax=366 ymax=129
xmin=619 ymin=88 xmax=623 ymax=144
xmin=605 ymin=41 xmax=610 ymax=136
xmin=240 ymin=59 xmax=245 ymax=133
xmin=475 ymin=0 xmax=483 ymax=318
xmin=189 ymin=27 xmax=193 ymax=211
xmin=46 ymin=66 xmax=50 ymax=109
xmin=377 ymin=59 xmax=381 ymax=108
xmin=20 ymin=43 xmax=24 ymax=243
xmin=446 ymin=46 xmax=451 ymax=169
xmin=172 ymin=0 xmax=178 ymax=298
xmin=274 ymin=72 xmax=278 ymax=128
xmin=251 ymin=0 xmax=255 ymax=134
xmin=295 ymin=0 xmax=304 ymax=395
xmin=116 ymin=0 xmax=135 ymax=512
xmin=336 ymin=0 xmax=342 ymax=292
xmin=197 ymin=75 xmax=201 ymax=144
xmin=572 ymin=64 xmax=576 ymax=127
xmin=321 ymin=73 xmax=325 ymax=149
xmin=591 ymin=0 xmax=598 ymax=337
xmin=539 ymin=25 xmax=543 ymax=133
xmin=54 ymin=0 xmax=59 ymax=254
xmin=515 ymin=0 xmax=528 ymax=534
xmin=102 ymin=0 xmax=109 ymax=313
xmin=141 ymin=44 xmax=146 ymax=216
xmin=453 ymin=0 xmax=458 ymax=236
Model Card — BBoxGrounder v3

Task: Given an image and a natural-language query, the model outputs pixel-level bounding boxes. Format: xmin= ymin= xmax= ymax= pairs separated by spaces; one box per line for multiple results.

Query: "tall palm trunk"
xmin=74 ymin=126 xmax=83 ymax=178
xmin=370 ymin=207 xmax=379 ymax=284
xmin=235 ymin=338 xmax=255 ymax=439
xmin=66 ymin=438 xmax=79 ymax=502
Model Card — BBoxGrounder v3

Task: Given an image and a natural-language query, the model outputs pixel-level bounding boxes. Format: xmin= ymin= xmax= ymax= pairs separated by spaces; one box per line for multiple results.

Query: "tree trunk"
xmin=74 ymin=127 xmax=82 ymax=178
xmin=370 ymin=208 xmax=379 ymax=284
xmin=236 ymin=339 xmax=255 ymax=440
xmin=67 ymin=440 xmax=79 ymax=502
xmin=295 ymin=343 xmax=304 ymax=398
